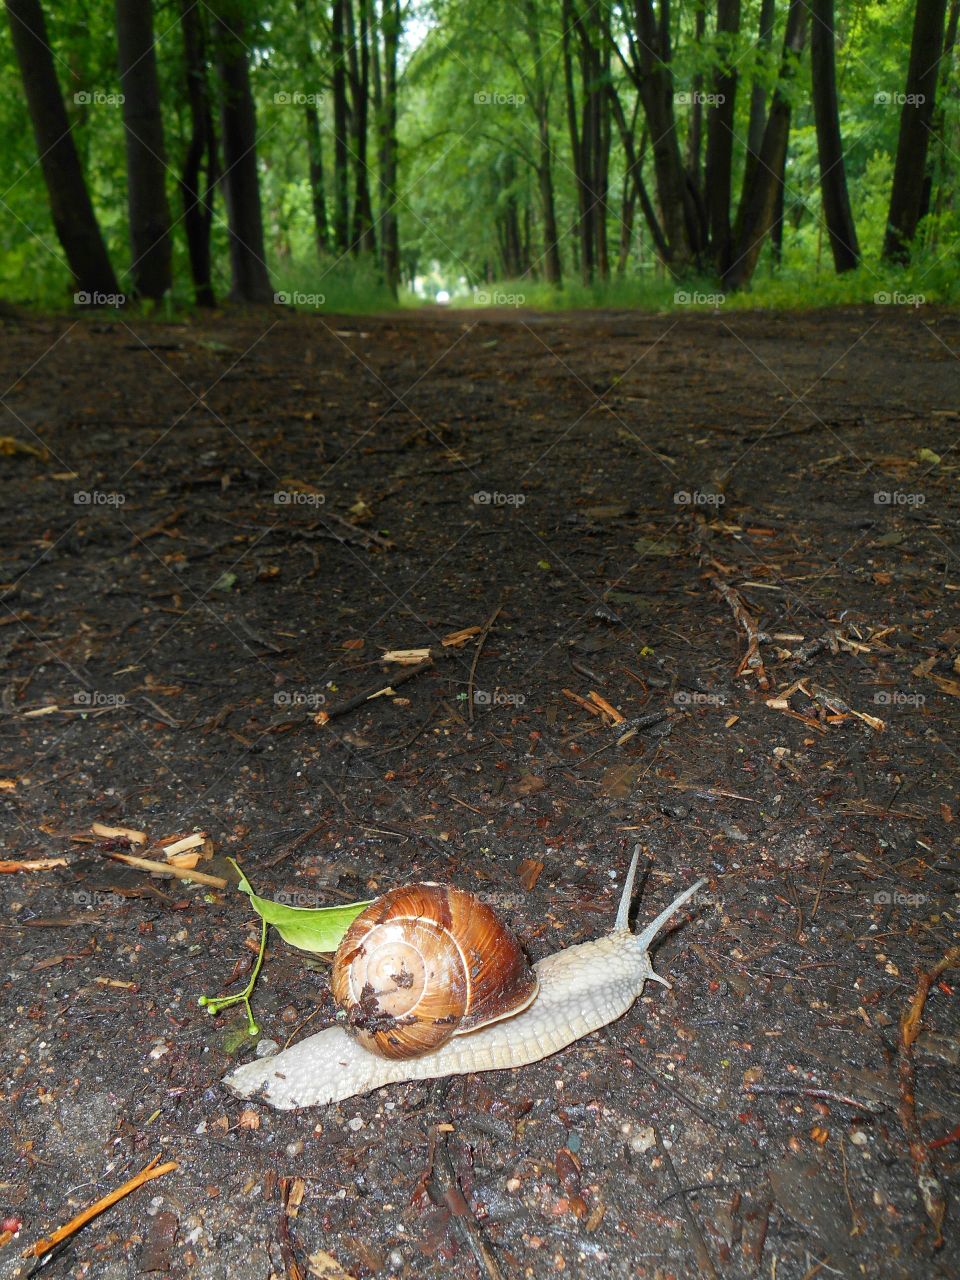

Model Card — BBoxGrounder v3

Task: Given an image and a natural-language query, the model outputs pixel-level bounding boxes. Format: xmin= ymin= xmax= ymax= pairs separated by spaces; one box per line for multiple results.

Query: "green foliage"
xmin=0 ymin=0 xmax=956 ymax=310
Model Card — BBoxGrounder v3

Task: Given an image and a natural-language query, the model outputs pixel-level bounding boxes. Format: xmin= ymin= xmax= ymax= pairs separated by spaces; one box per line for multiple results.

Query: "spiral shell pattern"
xmin=331 ymin=883 xmax=538 ymax=1059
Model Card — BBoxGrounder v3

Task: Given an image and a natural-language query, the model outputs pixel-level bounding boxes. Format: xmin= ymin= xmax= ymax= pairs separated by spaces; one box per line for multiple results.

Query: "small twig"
xmin=468 ymin=601 xmax=504 ymax=723
xmin=26 ymin=1154 xmax=177 ymax=1259
xmin=314 ymin=659 xmax=434 ymax=725
xmin=106 ymin=851 xmax=227 ymax=888
xmin=653 ymin=1129 xmax=717 ymax=1279
xmin=898 ymin=944 xmax=960 ymax=1247
xmin=742 ymin=1084 xmax=884 ymax=1115
xmin=427 ymin=1128 xmax=504 ymax=1280
xmin=623 ymin=1055 xmax=729 ymax=1130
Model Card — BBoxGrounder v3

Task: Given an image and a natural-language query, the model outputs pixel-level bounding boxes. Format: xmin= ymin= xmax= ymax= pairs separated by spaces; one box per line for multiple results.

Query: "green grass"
xmin=447 ymin=257 xmax=957 ymax=313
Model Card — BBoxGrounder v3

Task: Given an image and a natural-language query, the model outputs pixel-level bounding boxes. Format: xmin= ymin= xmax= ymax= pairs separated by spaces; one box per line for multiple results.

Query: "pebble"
xmin=630 ymin=1127 xmax=656 ymax=1154
xmin=347 ymin=1116 xmax=365 ymax=1132
xmin=255 ymin=1038 xmax=280 ymax=1058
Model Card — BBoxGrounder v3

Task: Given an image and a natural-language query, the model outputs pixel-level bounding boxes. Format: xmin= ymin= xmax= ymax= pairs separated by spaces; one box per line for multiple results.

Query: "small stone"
xmin=347 ymin=1115 xmax=365 ymax=1132
xmin=286 ymin=1141 xmax=304 ymax=1158
xmin=849 ymin=1130 xmax=868 ymax=1146
xmin=255 ymin=1038 xmax=280 ymax=1058
xmin=630 ymin=1127 xmax=655 ymax=1154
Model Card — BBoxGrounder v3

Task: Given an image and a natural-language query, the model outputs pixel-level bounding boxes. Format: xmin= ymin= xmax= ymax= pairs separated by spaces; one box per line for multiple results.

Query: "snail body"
xmin=224 ymin=850 xmax=706 ymax=1110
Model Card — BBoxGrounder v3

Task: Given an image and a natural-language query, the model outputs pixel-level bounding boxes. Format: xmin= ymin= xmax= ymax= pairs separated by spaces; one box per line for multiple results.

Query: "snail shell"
xmin=330 ymin=883 xmax=538 ymax=1059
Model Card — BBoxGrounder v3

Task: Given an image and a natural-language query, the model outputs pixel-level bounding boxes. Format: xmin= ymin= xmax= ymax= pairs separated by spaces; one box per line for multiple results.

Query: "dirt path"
xmin=1 ymin=306 xmax=958 ymax=1278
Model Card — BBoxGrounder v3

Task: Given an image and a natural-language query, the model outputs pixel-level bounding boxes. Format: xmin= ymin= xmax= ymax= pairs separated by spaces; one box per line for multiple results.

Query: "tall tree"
xmin=346 ymin=0 xmax=376 ymax=253
xmin=116 ymin=0 xmax=172 ymax=300
xmin=377 ymin=0 xmax=401 ymax=293
xmin=331 ymin=0 xmax=351 ymax=253
xmin=520 ymin=0 xmax=563 ymax=284
xmin=5 ymin=0 xmax=118 ymax=296
xmin=746 ymin=0 xmax=777 ymax=160
xmin=294 ymin=0 xmax=328 ymax=257
xmin=726 ymin=0 xmax=809 ymax=289
xmin=622 ymin=0 xmax=703 ymax=267
xmin=704 ymin=0 xmax=741 ymax=271
xmin=211 ymin=0 xmax=273 ymax=302
xmin=180 ymin=0 xmax=217 ymax=305
xmin=883 ymin=0 xmax=949 ymax=262
xmin=810 ymin=0 xmax=859 ymax=272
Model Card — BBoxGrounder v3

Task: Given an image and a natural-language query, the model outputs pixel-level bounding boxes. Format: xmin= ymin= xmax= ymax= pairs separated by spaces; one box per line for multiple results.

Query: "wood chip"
xmin=92 ymin=821 xmax=148 ymax=845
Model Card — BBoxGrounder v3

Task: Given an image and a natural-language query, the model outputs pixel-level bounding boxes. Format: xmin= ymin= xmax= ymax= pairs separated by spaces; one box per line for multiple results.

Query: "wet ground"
xmin=0 ymin=304 xmax=958 ymax=1279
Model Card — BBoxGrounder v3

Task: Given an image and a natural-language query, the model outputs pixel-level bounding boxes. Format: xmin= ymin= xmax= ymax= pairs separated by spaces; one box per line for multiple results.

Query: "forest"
xmin=1 ymin=0 xmax=958 ymax=309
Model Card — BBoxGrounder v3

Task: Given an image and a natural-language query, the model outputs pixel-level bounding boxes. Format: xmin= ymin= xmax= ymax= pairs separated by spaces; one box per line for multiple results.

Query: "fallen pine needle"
xmin=0 ymin=858 xmax=67 ymax=873
xmin=27 ymin=1154 xmax=177 ymax=1259
xmin=107 ymin=851 xmax=227 ymax=888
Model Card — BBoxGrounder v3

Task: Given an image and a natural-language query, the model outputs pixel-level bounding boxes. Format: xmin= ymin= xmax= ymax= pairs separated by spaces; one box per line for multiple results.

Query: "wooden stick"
xmin=106 ymin=851 xmax=227 ymax=888
xmin=467 ymin=602 xmax=503 ymax=724
xmin=27 ymin=1154 xmax=177 ymax=1258
xmin=898 ymin=944 xmax=960 ymax=1247
xmin=653 ymin=1129 xmax=717 ymax=1279
xmin=313 ymin=659 xmax=434 ymax=725
xmin=0 ymin=858 xmax=67 ymax=873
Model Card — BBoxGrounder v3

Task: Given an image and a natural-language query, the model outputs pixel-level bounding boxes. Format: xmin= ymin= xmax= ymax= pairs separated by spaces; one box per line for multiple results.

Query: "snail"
xmin=223 ymin=848 xmax=706 ymax=1110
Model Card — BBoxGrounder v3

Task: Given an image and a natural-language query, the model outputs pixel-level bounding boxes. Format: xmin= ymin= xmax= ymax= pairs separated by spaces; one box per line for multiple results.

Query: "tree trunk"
xmin=608 ymin=86 xmax=669 ymax=261
xmin=883 ymin=0 xmax=949 ymax=261
xmin=810 ymin=0 xmax=860 ymax=272
xmin=331 ymin=0 xmax=351 ymax=254
xmin=630 ymin=0 xmax=702 ymax=266
xmin=179 ymin=0 xmax=216 ymax=305
xmin=116 ymin=0 xmax=171 ymax=300
xmin=346 ymin=0 xmax=375 ymax=254
xmin=921 ymin=0 xmax=960 ymax=232
xmin=294 ymin=0 xmax=328 ymax=256
xmin=747 ymin=0 xmax=776 ymax=159
xmin=378 ymin=0 xmax=400 ymax=294
xmin=561 ymin=0 xmax=591 ymax=282
xmin=212 ymin=1 xmax=273 ymax=302
xmin=537 ymin=119 xmax=563 ymax=285
xmin=686 ymin=1 xmax=706 ymax=190
xmin=5 ymin=0 xmax=118 ymax=297
xmin=726 ymin=0 xmax=808 ymax=289
xmin=704 ymin=0 xmax=740 ymax=271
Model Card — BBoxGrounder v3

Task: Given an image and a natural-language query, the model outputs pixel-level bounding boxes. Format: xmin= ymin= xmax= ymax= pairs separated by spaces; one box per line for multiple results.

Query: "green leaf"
xmin=229 ymin=858 xmax=371 ymax=953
